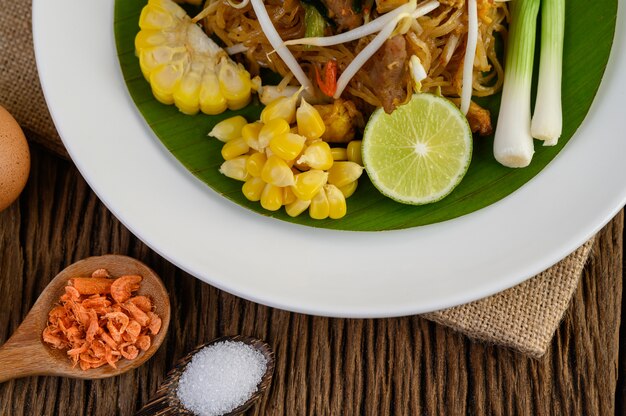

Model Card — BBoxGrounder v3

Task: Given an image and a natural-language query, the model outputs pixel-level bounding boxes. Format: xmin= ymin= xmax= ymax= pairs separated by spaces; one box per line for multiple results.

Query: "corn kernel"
xmin=139 ymin=45 xmax=185 ymax=79
xmin=259 ymin=119 xmax=291 ymax=150
xmin=327 ymin=161 xmax=364 ymax=188
xmin=208 ymin=116 xmax=247 ymax=142
xmin=218 ymin=60 xmax=252 ymax=110
xmin=309 ymin=187 xmax=329 ymax=219
xmin=331 ymin=147 xmax=348 ymax=161
xmin=219 ymin=156 xmax=249 ymax=181
xmin=148 ymin=0 xmax=188 ymax=20
xmin=296 ymin=99 xmax=326 ymax=139
xmin=285 ymin=198 xmax=311 ymax=217
xmin=173 ymin=62 xmax=203 ymax=115
xmin=242 ymin=176 xmax=265 ymax=201
xmin=270 ymin=133 xmax=306 ymax=161
xmin=261 ymin=155 xmax=295 ymax=187
xmin=241 ymin=122 xmax=265 ymax=151
xmin=221 ymin=137 xmax=249 ymax=160
xmin=260 ymin=93 xmax=298 ymax=124
xmin=139 ymin=4 xmax=181 ymax=30
xmin=135 ymin=30 xmax=166 ymax=51
xmin=347 ymin=140 xmax=363 ymax=165
xmin=283 ymin=186 xmax=297 ymax=205
xmin=149 ymin=62 xmax=185 ymax=105
xmin=296 ymin=141 xmax=333 ymax=170
xmin=291 ymin=169 xmax=328 ymax=200
xmin=338 ymin=180 xmax=358 ymax=198
xmin=325 ymin=184 xmax=347 ymax=219
xmin=199 ymin=70 xmax=228 ymax=115
xmin=246 ymin=151 xmax=267 ymax=177
xmin=260 ymin=183 xmax=283 ymax=211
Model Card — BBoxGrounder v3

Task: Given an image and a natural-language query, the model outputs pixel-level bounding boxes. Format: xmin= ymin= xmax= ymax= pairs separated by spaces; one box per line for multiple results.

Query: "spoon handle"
xmin=0 ymin=331 xmax=51 ymax=383
xmin=136 ymin=395 xmax=182 ymax=416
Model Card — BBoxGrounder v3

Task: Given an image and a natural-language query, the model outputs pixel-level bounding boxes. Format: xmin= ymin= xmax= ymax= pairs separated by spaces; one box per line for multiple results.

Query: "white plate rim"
xmin=32 ymin=0 xmax=626 ymax=318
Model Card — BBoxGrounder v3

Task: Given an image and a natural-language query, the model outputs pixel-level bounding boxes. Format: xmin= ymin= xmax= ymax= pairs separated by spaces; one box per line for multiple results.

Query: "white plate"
xmin=33 ymin=0 xmax=626 ymax=318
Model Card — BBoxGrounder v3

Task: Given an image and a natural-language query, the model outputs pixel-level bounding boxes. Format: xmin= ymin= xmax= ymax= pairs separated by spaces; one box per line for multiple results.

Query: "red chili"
xmin=315 ymin=60 xmax=338 ymax=97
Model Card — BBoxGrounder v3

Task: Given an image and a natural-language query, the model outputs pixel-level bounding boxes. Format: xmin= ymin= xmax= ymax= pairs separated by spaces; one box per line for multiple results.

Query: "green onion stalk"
xmin=531 ymin=0 xmax=565 ymax=145
xmin=493 ymin=0 xmax=540 ymax=168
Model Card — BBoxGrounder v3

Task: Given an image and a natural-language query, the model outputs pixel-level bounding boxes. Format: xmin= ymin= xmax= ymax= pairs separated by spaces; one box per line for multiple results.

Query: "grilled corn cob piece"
xmin=136 ymin=0 xmax=259 ymax=115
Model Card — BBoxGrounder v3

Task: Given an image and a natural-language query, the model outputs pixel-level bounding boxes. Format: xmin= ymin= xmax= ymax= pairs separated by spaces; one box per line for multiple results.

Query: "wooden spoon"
xmin=0 ymin=254 xmax=170 ymax=383
xmin=136 ymin=336 xmax=275 ymax=416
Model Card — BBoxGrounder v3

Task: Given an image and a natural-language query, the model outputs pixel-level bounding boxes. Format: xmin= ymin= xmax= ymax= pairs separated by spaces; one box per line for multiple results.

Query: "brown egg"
xmin=0 ymin=105 xmax=30 ymax=212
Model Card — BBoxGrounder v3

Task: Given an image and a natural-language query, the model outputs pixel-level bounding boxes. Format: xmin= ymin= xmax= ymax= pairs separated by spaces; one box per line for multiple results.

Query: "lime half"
xmin=362 ymin=94 xmax=472 ymax=205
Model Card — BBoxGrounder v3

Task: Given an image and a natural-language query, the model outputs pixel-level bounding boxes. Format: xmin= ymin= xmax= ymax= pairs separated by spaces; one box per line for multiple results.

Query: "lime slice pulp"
xmin=362 ymin=93 xmax=472 ymax=205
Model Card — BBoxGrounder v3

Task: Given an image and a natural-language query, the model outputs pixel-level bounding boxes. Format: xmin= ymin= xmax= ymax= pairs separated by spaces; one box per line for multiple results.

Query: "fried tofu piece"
xmin=314 ymin=99 xmax=365 ymax=143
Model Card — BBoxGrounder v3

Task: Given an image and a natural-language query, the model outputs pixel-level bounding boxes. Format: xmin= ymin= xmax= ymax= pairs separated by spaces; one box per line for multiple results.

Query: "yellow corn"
xmin=338 ymin=180 xmax=358 ymax=198
xmin=199 ymin=71 xmax=228 ymax=115
xmin=325 ymin=184 xmax=347 ymax=219
xmin=296 ymin=141 xmax=333 ymax=170
xmin=260 ymin=183 xmax=283 ymax=211
xmin=139 ymin=0 xmax=186 ymax=30
xmin=218 ymin=60 xmax=252 ymax=110
xmin=291 ymin=169 xmax=328 ymax=201
xmin=149 ymin=62 xmax=185 ymax=105
xmin=260 ymin=93 xmax=298 ymax=124
xmin=327 ymin=161 xmax=364 ymax=188
xmin=208 ymin=115 xmax=247 ymax=142
xmin=347 ymin=140 xmax=363 ymax=165
xmin=283 ymin=186 xmax=297 ymax=205
xmin=245 ymin=151 xmax=267 ymax=177
xmin=136 ymin=0 xmax=257 ymax=116
xmin=219 ymin=156 xmax=249 ymax=181
xmin=173 ymin=62 xmax=202 ymax=114
xmin=259 ymin=118 xmax=291 ymax=150
xmin=309 ymin=187 xmax=330 ymax=219
xmin=241 ymin=122 xmax=264 ymax=151
xmin=331 ymin=147 xmax=348 ymax=161
xmin=261 ymin=155 xmax=295 ymax=187
xmin=138 ymin=46 xmax=186 ymax=80
xmin=221 ymin=137 xmax=249 ymax=160
xmin=285 ymin=198 xmax=311 ymax=217
xmin=270 ymin=133 xmax=306 ymax=161
xmin=242 ymin=176 xmax=265 ymax=201
xmin=296 ymin=99 xmax=326 ymax=139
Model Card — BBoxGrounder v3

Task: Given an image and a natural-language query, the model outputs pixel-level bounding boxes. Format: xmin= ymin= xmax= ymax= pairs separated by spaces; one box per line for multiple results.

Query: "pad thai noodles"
xmin=201 ymin=0 xmax=508 ymax=133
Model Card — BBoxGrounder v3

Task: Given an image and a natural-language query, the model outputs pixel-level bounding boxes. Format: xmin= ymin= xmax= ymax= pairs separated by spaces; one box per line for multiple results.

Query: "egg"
xmin=0 ymin=105 xmax=30 ymax=212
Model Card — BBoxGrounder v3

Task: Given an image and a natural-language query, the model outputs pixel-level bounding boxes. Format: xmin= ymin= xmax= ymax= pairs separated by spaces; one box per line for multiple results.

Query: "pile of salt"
xmin=177 ymin=341 xmax=268 ymax=416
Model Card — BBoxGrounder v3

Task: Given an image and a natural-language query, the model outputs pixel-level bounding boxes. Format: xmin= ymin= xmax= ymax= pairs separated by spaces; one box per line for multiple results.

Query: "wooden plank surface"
xmin=0 ymin=144 xmax=623 ymax=415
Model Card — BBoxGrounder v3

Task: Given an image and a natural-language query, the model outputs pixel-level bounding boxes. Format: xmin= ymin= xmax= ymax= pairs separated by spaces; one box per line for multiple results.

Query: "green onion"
xmin=493 ymin=0 xmax=540 ymax=168
xmin=531 ymin=0 xmax=565 ymax=145
xmin=303 ymin=3 xmax=326 ymax=44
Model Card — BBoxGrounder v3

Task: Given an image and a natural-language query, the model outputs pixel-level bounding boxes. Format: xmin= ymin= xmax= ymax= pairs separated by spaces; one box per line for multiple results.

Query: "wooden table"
xmin=0 ymin=142 xmax=624 ymax=415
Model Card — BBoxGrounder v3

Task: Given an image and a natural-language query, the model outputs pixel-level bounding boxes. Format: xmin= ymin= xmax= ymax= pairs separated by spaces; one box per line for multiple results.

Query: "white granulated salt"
xmin=176 ymin=340 xmax=268 ymax=416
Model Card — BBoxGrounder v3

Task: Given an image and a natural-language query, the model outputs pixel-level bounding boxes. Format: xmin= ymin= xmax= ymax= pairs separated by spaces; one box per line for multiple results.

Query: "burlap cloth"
xmin=1 ymin=0 xmax=595 ymax=358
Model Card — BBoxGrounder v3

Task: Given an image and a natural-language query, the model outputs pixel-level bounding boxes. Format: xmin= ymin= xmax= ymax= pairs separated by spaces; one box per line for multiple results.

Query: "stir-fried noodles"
xmin=202 ymin=0 xmax=508 ymax=117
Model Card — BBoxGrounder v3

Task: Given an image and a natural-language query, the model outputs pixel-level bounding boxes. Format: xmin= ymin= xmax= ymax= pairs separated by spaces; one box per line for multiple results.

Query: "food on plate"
xmin=135 ymin=0 xmax=260 ymax=114
xmin=211 ymin=95 xmax=364 ymax=219
xmin=494 ymin=0 xmax=565 ymax=167
xmin=42 ymin=269 xmax=162 ymax=370
xmin=363 ymin=93 xmax=472 ymax=204
xmin=134 ymin=0 xmax=565 ymax=218
xmin=0 ymin=105 xmax=30 ymax=213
